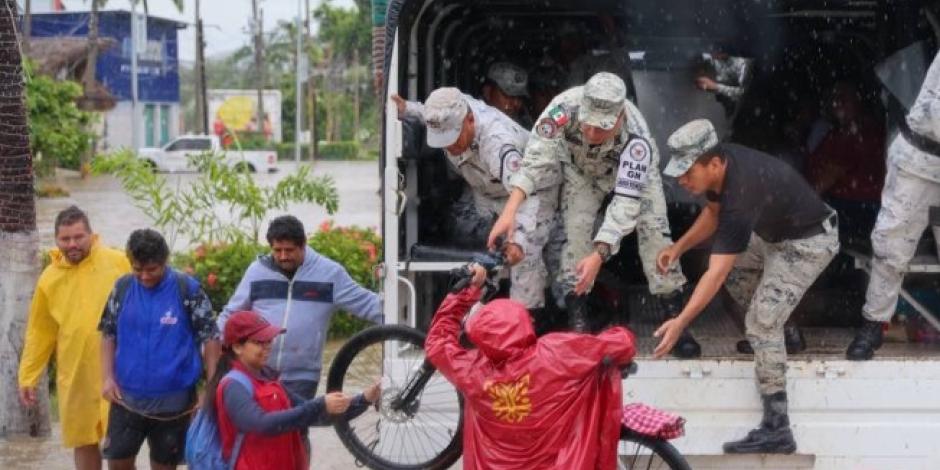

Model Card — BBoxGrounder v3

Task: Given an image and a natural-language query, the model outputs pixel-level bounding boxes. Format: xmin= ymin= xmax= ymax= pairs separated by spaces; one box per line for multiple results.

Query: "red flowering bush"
xmin=175 ymin=223 xmax=382 ymax=338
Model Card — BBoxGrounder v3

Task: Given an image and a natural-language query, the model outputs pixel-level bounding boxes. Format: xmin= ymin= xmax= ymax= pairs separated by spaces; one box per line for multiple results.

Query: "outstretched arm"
xmin=425 ymin=283 xmax=484 ymax=392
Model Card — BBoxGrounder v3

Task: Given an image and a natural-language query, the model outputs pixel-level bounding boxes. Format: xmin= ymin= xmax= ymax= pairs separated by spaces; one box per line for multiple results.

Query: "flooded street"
xmin=35 ymin=160 xmax=381 ymax=251
xmin=2 ymin=160 xmax=467 ymax=469
xmin=0 ymin=341 xmax=387 ymax=469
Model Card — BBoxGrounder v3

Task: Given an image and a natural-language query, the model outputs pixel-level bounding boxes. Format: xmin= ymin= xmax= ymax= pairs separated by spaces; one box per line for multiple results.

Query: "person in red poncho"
xmin=426 ymin=264 xmax=636 ymax=470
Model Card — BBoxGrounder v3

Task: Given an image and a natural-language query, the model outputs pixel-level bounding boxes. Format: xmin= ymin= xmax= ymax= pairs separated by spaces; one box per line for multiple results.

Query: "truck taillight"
xmin=268 ymin=154 xmax=275 ymax=163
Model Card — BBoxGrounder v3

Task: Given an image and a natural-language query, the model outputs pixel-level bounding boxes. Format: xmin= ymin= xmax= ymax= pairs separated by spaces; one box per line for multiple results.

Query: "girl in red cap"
xmin=206 ymin=310 xmax=379 ymax=469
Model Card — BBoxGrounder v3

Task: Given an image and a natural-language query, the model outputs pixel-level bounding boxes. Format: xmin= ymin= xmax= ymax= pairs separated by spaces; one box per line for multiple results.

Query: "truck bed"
xmin=626 ymin=290 xmax=940 ymax=360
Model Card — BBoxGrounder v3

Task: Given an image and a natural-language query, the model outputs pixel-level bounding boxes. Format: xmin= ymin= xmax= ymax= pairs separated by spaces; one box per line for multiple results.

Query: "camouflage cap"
xmin=664 ymin=119 xmax=719 ymax=177
xmin=423 ymin=87 xmax=469 ymax=148
xmin=487 ymin=62 xmax=529 ymax=97
xmin=581 ymin=72 xmax=626 ymax=130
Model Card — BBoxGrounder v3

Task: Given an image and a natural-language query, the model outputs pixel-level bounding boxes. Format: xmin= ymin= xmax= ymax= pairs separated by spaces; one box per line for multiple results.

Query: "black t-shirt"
xmin=709 ymin=143 xmax=832 ymax=254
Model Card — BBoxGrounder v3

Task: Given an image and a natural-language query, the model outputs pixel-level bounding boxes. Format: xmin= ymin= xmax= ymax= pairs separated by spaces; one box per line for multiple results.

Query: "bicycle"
xmin=327 ymin=249 xmax=690 ymax=470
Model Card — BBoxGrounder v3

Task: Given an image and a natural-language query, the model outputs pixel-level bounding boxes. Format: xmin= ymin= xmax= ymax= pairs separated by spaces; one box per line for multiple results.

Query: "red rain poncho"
xmin=426 ymin=286 xmax=635 ymax=470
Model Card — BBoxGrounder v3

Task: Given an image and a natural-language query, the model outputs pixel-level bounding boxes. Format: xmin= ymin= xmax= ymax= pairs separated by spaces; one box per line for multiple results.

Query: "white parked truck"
xmin=373 ymin=0 xmax=940 ymax=468
xmin=137 ymin=134 xmax=278 ymax=173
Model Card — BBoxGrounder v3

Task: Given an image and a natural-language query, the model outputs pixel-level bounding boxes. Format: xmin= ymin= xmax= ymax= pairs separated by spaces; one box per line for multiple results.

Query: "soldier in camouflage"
xmin=848 ymin=51 xmax=940 ymax=360
xmin=487 ymin=72 xmax=701 ymax=358
xmin=482 ymin=61 xmax=534 ymax=129
xmin=656 ymin=119 xmax=839 ymax=454
xmin=392 ymin=88 xmax=560 ymax=311
xmin=696 ymin=49 xmax=752 ymax=114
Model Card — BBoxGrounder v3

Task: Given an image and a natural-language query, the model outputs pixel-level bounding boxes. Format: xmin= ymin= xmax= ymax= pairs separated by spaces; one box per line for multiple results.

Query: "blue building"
xmin=30 ymin=10 xmax=186 ymax=150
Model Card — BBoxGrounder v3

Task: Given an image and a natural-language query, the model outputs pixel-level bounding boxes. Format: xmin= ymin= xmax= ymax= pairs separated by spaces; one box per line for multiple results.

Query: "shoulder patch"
xmin=547 ymin=104 xmax=569 ymax=126
xmin=536 ymin=117 xmax=559 ymax=139
xmin=501 ymin=149 xmax=523 ymax=179
xmin=614 ymin=136 xmax=652 ymax=198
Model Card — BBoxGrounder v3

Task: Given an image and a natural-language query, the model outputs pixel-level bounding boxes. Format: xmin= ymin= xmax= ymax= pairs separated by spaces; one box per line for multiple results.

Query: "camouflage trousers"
xmin=863 ymin=157 xmax=940 ymax=322
xmin=725 ymin=225 xmax=839 ymax=395
xmin=557 ymin=164 xmax=686 ymax=296
xmin=473 ymin=191 xmax=561 ymax=309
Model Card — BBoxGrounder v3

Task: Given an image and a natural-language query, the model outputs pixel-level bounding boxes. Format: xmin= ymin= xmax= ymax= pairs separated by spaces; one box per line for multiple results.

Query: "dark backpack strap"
xmin=113 ymin=274 xmax=134 ymax=306
xmin=175 ymin=271 xmax=196 ymax=323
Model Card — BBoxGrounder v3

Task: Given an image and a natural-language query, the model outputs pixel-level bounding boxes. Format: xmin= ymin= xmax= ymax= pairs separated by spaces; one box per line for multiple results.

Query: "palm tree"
xmin=80 ymin=0 xmax=184 ymax=173
xmin=0 ymin=0 xmax=47 ymax=437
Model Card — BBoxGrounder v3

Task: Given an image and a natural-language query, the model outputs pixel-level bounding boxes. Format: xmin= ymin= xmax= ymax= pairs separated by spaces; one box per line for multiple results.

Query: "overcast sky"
xmin=59 ymin=0 xmax=357 ymax=63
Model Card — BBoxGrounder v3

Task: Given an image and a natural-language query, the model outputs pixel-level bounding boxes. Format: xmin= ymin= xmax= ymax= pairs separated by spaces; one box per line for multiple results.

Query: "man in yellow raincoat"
xmin=18 ymin=206 xmax=129 ymax=470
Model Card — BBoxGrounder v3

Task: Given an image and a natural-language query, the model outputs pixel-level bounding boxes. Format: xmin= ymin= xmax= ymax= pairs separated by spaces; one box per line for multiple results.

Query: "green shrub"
xmin=226 ymin=131 xmax=272 ymax=150
xmin=25 ymin=62 xmax=94 ymax=174
xmin=174 ymin=240 xmax=267 ymax=312
xmin=308 ymin=221 xmax=382 ymax=338
xmin=174 ymin=222 xmax=382 ymax=338
xmin=275 ymin=141 xmax=377 ymax=161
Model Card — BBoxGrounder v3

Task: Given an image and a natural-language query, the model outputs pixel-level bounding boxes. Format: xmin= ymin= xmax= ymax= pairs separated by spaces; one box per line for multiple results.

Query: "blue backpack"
xmin=185 ymin=369 xmax=254 ymax=470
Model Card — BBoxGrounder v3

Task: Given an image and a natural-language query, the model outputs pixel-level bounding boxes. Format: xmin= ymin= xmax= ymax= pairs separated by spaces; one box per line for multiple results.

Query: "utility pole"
xmin=130 ymin=1 xmax=140 ymax=150
xmin=294 ymin=7 xmax=302 ymax=162
xmin=306 ymin=0 xmax=317 ymax=161
xmin=251 ymin=0 xmax=265 ymax=135
xmin=353 ymin=48 xmax=360 ymax=141
xmin=22 ymin=0 xmax=31 ymax=53
xmin=194 ymin=0 xmax=208 ymax=134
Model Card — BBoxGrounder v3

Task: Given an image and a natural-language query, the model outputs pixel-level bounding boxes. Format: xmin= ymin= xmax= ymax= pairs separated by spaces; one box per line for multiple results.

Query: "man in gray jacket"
xmin=218 ymin=215 xmax=383 ymax=400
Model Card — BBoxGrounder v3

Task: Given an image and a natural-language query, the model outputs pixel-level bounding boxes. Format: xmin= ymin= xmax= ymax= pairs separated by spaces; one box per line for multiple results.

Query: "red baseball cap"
xmin=223 ymin=311 xmax=285 ymax=346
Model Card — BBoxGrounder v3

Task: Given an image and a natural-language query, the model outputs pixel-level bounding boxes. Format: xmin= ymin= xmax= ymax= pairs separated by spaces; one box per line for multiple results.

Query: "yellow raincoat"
xmin=18 ymin=237 xmax=129 ymax=448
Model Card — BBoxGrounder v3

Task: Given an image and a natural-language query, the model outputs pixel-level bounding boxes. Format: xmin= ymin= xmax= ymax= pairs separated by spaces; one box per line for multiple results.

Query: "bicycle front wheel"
xmin=618 ymin=428 xmax=691 ymax=470
xmin=326 ymin=325 xmax=463 ymax=470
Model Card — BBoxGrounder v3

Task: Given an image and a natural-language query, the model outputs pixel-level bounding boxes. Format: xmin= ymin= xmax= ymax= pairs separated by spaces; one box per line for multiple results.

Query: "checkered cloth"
xmin=621 ymin=403 xmax=686 ymax=440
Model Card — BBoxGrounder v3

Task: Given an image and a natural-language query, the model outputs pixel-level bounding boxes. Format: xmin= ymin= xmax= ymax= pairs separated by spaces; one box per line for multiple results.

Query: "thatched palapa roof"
xmin=27 ymin=37 xmax=118 ymax=111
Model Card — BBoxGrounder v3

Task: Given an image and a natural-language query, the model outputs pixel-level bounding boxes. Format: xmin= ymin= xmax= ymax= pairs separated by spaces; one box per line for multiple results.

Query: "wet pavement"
xmin=3 ymin=160 xmax=465 ymax=469
xmin=0 ymin=340 xmax=463 ymax=469
xmin=1 ymin=341 xmax=386 ymax=469
xmin=35 ymin=161 xmax=382 ymax=251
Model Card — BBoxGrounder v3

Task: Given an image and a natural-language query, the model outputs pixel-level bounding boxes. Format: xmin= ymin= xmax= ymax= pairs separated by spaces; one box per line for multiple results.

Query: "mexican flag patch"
xmin=548 ymin=105 xmax=569 ymax=126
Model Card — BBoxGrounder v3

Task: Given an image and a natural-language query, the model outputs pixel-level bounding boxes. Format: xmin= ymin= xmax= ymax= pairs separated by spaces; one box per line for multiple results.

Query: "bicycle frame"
xmin=389 ymin=358 xmax=438 ymax=414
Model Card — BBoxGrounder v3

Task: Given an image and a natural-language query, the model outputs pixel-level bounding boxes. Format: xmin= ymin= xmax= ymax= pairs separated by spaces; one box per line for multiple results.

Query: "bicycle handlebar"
xmin=447 ymin=237 xmax=507 ymax=304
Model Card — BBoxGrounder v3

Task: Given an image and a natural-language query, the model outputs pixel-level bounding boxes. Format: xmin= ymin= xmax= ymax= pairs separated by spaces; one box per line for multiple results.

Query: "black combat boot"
xmin=723 ymin=392 xmax=797 ymax=454
xmin=659 ymin=290 xmax=701 ymax=359
xmin=564 ymin=293 xmax=590 ymax=333
xmin=736 ymin=324 xmax=806 ymax=355
xmin=846 ymin=319 xmax=884 ymax=361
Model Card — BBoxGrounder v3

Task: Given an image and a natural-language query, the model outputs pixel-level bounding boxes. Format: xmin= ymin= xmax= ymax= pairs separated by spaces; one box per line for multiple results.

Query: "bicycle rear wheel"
xmin=327 ymin=325 xmax=463 ymax=470
xmin=619 ymin=428 xmax=691 ymax=470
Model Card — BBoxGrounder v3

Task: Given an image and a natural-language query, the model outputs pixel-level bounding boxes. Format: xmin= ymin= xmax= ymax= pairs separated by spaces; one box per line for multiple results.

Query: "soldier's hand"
xmin=390 ymin=94 xmax=407 ymax=119
xmin=18 ymin=386 xmax=37 ymax=408
xmin=653 ymin=317 xmax=688 ymax=359
xmin=574 ymin=252 xmax=603 ymax=295
xmin=695 ymin=76 xmax=718 ymax=92
xmin=325 ymin=392 xmax=352 ymax=415
xmin=488 ymin=213 xmax=516 ymax=251
xmin=657 ymin=245 xmax=681 ymax=274
xmin=503 ymin=243 xmax=524 ymax=266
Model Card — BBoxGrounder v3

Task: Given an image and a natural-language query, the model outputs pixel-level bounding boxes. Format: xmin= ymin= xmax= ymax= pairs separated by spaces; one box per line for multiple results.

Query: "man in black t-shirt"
xmin=652 ymin=119 xmax=839 ymax=454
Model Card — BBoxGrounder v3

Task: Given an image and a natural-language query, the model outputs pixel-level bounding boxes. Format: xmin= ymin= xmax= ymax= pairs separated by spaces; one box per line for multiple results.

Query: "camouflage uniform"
xmin=665 ymin=119 xmax=839 ymax=397
xmin=513 ymin=73 xmax=687 ymax=297
xmin=724 ymin=229 xmax=838 ymax=395
xmin=863 ymin=51 xmax=940 ymax=323
xmin=405 ymin=91 xmax=560 ymax=308
xmin=705 ymin=55 xmax=752 ymax=102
